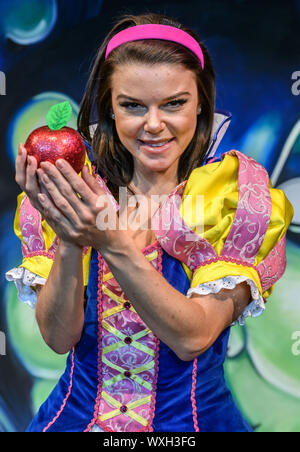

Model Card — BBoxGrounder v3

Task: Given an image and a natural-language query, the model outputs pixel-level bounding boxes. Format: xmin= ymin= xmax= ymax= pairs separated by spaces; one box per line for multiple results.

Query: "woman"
xmin=8 ymin=13 xmax=293 ymax=432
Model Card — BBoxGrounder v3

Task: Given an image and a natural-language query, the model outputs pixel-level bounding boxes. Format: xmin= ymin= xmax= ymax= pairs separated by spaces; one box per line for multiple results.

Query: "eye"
xmin=165 ymin=99 xmax=188 ymax=108
xmin=120 ymin=101 xmax=144 ymax=110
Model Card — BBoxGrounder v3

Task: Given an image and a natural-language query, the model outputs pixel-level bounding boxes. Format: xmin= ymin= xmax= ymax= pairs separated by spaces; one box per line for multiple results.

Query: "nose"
xmin=143 ymin=107 xmax=165 ymax=134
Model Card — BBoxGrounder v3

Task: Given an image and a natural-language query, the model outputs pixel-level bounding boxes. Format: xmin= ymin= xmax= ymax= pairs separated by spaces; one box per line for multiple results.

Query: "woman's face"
xmin=110 ymin=63 xmax=200 ymax=179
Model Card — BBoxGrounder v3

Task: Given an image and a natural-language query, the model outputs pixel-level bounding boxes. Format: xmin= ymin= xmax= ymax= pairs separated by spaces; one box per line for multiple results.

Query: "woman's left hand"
xmin=36 ymin=159 xmax=124 ymax=251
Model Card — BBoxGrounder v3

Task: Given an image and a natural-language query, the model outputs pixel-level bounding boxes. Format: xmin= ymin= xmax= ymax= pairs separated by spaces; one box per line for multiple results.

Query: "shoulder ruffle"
xmin=153 ymin=150 xmax=294 ymax=322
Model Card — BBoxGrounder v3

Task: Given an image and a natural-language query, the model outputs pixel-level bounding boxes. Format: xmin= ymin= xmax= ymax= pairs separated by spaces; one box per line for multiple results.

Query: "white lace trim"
xmin=5 ymin=267 xmax=46 ymax=309
xmin=186 ymin=275 xmax=265 ymax=326
xmin=5 ymin=269 xmax=265 ymax=324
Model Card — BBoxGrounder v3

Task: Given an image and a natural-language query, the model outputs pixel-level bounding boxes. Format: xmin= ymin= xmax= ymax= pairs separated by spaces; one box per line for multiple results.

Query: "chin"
xmin=143 ymin=160 xmax=174 ymax=172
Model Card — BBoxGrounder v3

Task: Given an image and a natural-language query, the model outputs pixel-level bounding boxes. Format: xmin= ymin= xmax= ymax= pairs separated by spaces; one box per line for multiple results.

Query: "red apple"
xmin=24 ymin=101 xmax=86 ymax=173
xmin=25 ymin=125 xmax=86 ymax=173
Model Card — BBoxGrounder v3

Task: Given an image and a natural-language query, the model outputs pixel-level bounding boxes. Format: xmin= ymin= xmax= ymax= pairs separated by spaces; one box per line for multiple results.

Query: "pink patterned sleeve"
xmin=6 ymin=192 xmax=91 ymax=307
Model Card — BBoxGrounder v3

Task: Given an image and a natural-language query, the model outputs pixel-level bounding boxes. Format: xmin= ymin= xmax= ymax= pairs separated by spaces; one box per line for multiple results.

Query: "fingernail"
xmin=38 ymin=193 xmax=46 ymax=203
xmin=56 ymin=159 xmax=64 ymax=169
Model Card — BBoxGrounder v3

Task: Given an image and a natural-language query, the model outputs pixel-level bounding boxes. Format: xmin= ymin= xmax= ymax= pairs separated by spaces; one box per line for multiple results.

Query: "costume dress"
xmin=6 ymin=117 xmax=293 ymax=432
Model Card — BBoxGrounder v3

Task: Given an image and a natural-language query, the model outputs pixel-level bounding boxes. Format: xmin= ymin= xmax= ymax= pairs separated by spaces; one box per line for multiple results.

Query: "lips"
xmin=138 ymin=138 xmax=174 ymax=147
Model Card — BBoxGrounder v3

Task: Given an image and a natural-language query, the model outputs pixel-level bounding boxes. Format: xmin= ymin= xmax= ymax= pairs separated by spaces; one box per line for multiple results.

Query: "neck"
xmin=129 ymin=168 xmax=179 ymax=198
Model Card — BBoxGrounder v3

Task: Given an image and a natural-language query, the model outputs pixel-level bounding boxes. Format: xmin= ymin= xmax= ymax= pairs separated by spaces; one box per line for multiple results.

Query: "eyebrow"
xmin=116 ymin=91 xmax=191 ymax=101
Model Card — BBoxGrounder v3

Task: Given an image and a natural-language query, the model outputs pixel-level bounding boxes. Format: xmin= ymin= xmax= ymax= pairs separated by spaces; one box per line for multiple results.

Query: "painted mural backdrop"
xmin=0 ymin=0 xmax=299 ymax=432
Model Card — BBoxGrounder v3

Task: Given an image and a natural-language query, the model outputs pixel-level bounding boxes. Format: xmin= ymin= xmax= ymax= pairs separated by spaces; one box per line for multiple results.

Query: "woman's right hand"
xmin=15 ymin=143 xmax=81 ymax=247
xmin=15 ymin=143 xmax=105 ymax=250
xmin=15 ymin=142 xmax=46 ymax=212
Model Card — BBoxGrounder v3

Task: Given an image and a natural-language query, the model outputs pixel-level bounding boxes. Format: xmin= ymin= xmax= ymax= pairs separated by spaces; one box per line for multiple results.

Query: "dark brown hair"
xmin=77 ymin=13 xmax=216 ymax=200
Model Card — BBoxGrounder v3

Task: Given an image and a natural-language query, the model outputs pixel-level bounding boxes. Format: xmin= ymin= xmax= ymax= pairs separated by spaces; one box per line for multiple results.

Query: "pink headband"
xmin=105 ymin=24 xmax=204 ymax=70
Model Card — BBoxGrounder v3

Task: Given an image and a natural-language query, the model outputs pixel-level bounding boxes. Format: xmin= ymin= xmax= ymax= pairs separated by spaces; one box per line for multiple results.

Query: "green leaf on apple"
xmin=46 ymin=101 xmax=73 ymax=131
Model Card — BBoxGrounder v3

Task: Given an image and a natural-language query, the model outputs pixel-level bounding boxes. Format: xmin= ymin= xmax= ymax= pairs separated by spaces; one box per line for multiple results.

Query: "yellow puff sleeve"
xmin=180 ymin=151 xmax=294 ymax=324
xmin=154 ymin=150 xmax=294 ymax=325
xmin=5 ymin=153 xmax=93 ymax=308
